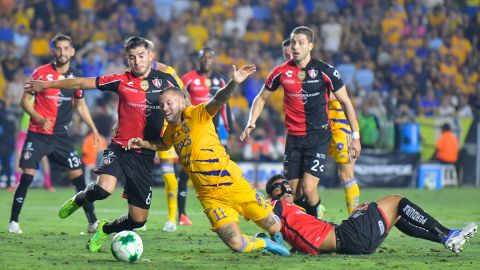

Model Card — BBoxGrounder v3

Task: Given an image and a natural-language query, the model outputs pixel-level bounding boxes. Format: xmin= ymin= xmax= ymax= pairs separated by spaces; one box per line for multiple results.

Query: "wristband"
xmin=352 ymin=131 xmax=360 ymax=140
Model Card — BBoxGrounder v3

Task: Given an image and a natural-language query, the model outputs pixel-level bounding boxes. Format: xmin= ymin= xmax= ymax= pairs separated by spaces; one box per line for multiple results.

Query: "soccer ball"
xmin=111 ymin=230 xmax=143 ymax=263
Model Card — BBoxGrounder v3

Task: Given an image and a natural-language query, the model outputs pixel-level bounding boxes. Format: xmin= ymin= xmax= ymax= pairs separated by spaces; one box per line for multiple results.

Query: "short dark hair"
xmin=441 ymin=123 xmax=451 ymax=132
xmin=282 ymin=38 xmax=290 ymax=47
xmin=291 ymin=26 xmax=314 ymax=43
xmin=198 ymin=47 xmax=215 ymax=57
xmin=266 ymin=174 xmax=287 ymax=197
xmin=124 ymin=36 xmax=153 ymax=52
xmin=51 ymin=34 xmax=73 ymax=47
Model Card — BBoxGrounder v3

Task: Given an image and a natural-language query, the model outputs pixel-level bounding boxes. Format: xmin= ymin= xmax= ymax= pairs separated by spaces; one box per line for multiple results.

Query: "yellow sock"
xmin=343 ymin=178 xmax=360 ymax=214
xmin=162 ymin=164 xmax=178 ymax=223
xmin=239 ymin=234 xmax=267 ymax=253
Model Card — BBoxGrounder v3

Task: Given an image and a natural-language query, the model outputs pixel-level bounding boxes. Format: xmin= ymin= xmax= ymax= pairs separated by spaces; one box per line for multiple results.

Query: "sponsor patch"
xmin=140 ymin=80 xmax=149 ymax=90
xmin=298 ymin=71 xmax=306 ymax=81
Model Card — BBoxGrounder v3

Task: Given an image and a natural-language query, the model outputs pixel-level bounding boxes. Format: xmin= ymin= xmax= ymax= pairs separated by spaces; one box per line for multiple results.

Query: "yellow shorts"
xmin=199 ymin=179 xmax=272 ymax=231
xmin=328 ymin=100 xmax=352 ymax=163
xmin=157 ymin=147 xmax=177 ymax=160
xmin=328 ymin=131 xmax=352 ymax=163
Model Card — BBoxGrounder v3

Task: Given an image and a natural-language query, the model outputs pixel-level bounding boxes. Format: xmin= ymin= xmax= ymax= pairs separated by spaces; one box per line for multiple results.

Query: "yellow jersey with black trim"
xmin=153 ymin=62 xmax=184 ymax=88
xmin=328 ymin=100 xmax=351 ymax=134
xmin=162 ymin=103 xmax=243 ymax=193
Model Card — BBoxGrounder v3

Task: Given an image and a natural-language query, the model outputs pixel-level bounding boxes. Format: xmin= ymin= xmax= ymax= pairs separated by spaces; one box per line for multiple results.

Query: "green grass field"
xmin=1 ymin=187 xmax=479 ymax=270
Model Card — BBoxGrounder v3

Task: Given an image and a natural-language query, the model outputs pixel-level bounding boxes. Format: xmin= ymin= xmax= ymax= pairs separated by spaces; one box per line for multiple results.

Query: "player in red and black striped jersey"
xmin=9 ymin=34 xmax=99 ymax=234
xmin=266 ymin=174 xmax=478 ymax=255
xmin=241 ymin=26 xmax=361 ymax=218
xmin=26 ymin=36 xmax=181 ymax=252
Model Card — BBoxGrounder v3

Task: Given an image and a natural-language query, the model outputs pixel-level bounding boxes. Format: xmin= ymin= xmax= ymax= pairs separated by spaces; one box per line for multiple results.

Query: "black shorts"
xmin=283 ymin=130 xmax=331 ymax=180
xmin=96 ymin=143 xmax=155 ymax=209
xmin=335 ymin=202 xmax=389 ymax=254
xmin=19 ymin=132 xmax=82 ymax=170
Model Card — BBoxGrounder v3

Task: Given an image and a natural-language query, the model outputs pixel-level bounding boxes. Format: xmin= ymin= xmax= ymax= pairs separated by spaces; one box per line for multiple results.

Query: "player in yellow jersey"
xmin=127 ymin=65 xmax=290 ymax=256
xmin=328 ymin=95 xmax=360 ymax=214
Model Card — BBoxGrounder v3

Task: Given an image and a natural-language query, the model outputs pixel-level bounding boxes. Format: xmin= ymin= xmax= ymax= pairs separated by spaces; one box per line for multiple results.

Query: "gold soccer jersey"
xmin=162 ymin=103 xmax=271 ymax=230
xmin=328 ymin=100 xmax=352 ymax=163
xmin=163 ymin=103 xmax=242 ymax=192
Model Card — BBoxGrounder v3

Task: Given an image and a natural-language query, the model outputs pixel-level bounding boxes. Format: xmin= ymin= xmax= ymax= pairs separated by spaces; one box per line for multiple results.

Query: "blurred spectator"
xmin=357 ymin=100 xmax=381 ymax=149
xmin=432 ymin=123 xmax=458 ymax=164
xmin=320 ymin=14 xmax=342 ymax=53
xmin=418 ymin=88 xmax=439 ymax=117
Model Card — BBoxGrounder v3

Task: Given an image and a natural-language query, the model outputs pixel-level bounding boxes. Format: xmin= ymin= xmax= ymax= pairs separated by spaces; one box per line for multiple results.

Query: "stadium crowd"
xmin=0 ymin=0 xmax=479 ymax=187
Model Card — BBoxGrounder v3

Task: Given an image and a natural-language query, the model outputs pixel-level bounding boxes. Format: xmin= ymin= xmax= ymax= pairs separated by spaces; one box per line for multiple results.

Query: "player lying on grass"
xmin=126 ymin=64 xmax=290 ymax=256
xmin=265 ymin=174 xmax=477 ymax=255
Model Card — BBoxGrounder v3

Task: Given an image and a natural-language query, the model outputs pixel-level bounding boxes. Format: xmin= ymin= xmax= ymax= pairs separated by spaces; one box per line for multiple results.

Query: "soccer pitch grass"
xmin=1 ymin=187 xmax=479 ymax=270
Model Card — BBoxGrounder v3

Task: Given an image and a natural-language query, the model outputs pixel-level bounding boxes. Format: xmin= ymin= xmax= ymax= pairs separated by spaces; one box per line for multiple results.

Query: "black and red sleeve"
xmin=264 ymin=66 xmax=282 ymax=92
xmin=321 ymin=63 xmax=345 ymax=93
xmin=95 ymin=73 xmax=123 ymax=92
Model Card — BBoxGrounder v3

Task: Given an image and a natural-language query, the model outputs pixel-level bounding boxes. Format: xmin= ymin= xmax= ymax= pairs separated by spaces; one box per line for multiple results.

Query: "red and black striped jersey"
xmin=181 ymin=70 xmax=232 ymax=133
xmin=95 ymin=69 xmax=180 ymax=147
xmin=28 ymin=63 xmax=83 ymax=135
xmin=272 ymin=199 xmax=334 ymax=255
xmin=265 ymin=58 xmax=344 ymax=136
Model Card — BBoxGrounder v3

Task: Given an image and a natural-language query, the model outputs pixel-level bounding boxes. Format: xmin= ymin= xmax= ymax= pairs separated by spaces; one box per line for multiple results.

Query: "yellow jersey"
xmin=153 ymin=62 xmax=184 ymax=88
xmin=162 ymin=103 xmax=243 ymax=193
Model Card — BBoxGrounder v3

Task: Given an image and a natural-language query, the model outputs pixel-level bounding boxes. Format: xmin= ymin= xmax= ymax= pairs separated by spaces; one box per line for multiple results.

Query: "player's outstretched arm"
xmin=240 ymin=85 xmax=272 ymax=142
xmin=25 ymin=77 xmax=97 ymax=93
xmin=206 ymin=64 xmax=256 ymax=116
xmin=126 ymin=137 xmax=170 ymax=152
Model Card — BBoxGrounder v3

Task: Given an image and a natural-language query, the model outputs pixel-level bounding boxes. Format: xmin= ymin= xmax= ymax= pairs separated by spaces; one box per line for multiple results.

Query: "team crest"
xmin=298 ymin=71 xmax=306 ymax=81
xmin=212 ymin=78 xmax=219 ymax=85
xmin=103 ymin=151 xmax=116 ymax=166
xmin=205 ymin=78 xmax=211 ymax=87
xmin=308 ymin=68 xmax=318 ymax=79
xmin=140 ymin=80 xmax=149 ymax=90
xmin=152 ymin=78 xmax=162 ymax=88
xmin=23 ymin=151 xmax=31 ymax=160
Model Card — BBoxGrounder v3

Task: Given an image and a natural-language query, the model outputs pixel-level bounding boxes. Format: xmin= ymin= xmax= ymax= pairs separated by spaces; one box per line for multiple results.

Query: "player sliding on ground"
xmin=126 ymin=64 xmax=290 ymax=256
xmin=265 ymin=174 xmax=477 ymax=255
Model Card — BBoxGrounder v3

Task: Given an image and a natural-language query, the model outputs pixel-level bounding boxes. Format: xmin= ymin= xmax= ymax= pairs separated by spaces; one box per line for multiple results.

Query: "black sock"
xmin=398 ymin=198 xmax=450 ymax=240
xmin=294 ymin=197 xmax=308 ymax=209
xmin=305 ymin=200 xmax=320 ymax=218
xmin=395 ymin=217 xmax=443 ymax=243
xmin=71 ymin=175 xmax=97 ymax=224
xmin=103 ymin=214 xmax=146 ymax=235
xmin=177 ymin=169 xmax=188 ymax=216
xmin=10 ymin=174 xmax=34 ymax=222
